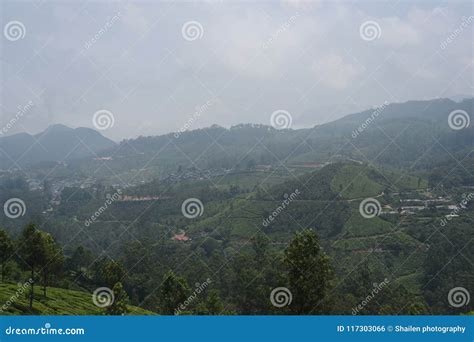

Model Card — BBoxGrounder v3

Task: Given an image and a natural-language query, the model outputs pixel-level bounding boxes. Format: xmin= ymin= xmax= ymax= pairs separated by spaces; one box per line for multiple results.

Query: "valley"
xmin=0 ymin=98 xmax=472 ymax=315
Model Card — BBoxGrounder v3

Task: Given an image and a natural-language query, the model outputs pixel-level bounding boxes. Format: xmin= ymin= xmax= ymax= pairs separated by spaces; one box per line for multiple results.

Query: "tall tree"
xmin=93 ymin=258 xmax=125 ymax=288
xmin=0 ymin=229 xmax=14 ymax=282
xmin=106 ymin=282 xmax=130 ymax=315
xmin=284 ymin=229 xmax=333 ymax=314
xmin=194 ymin=290 xmax=226 ymax=315
xmin=67 ymin=246 xmax=93 ymax=275
xmin=39 ymin=233 xmax=64 ymax=297
xmin=231 ymin=254 xmax=269 ymax=314
xmin=18 ymin=224 xmax=47 ymax=309
xmin=158 ymin=271 xmax=190 ymax=315
xmin=252 ymin=233 xmax=269 ymax=264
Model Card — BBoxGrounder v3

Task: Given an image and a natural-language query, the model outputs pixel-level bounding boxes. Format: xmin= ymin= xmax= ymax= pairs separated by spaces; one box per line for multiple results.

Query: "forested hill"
xmin=69 ymin=97 xmax=473 ymax=179
xmin=0 ymin=124 xmax=116 ymax=169
xmin=1 ymin=160 xmax=471 ymax=315
xmin=1 ymin=98 xmax=471 ymax=176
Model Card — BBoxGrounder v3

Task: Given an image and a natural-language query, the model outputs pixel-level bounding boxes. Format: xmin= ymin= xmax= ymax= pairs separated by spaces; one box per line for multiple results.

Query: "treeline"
xmin=0 ymin=226 xmax=337 ymax=314
xmin=1 ymin=225 xmax=435 ymax=315
xmin=1 ymin=224 xmax=63 ymax=309
xmin=0 ymin=224 xmax=130 ymax=315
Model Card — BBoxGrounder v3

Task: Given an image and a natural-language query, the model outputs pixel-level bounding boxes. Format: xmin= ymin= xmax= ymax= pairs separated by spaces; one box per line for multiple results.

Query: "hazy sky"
xmin=1 ymin=0 xmax=473 ymax=140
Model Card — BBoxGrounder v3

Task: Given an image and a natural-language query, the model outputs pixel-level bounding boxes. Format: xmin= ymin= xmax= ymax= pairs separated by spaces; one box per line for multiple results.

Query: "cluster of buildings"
xmin=398 ymin=196 xmax=458 ymax=215
xmin=116 ymin=195 xmax=168 ymax=202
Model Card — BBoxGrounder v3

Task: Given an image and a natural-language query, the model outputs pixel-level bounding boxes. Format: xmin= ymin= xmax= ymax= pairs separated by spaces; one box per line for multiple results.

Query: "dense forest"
xmin=0 ymin=98 xmax=472 ymax=315
xmin=0 ymin=161 xmax=472 ymax=315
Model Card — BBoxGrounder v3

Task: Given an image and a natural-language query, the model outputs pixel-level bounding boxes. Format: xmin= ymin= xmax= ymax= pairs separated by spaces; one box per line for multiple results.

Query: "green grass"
xmin=332 ymin=230 xmax=420 ymax=251
xmin=330 ymin=164 xmax=384 ymax=199
xmin=330 ymin=164 xmax=427 ymax=199
xmin=343 ymin=213 xmax=394 ymax=238
xmin=394 ymin=272 xmax=423 ymax=294
xmin=188 ymin=198 xmax=268 ymax=238
xmin=0 ymin=282 xmax=154 ymax=315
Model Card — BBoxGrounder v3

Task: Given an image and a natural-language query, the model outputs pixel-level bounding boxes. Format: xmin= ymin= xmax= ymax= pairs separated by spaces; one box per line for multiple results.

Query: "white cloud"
xmin=1 ymin=1 xmax=471 ymax=139
xmin=281 ymin=0 xmax=322 ymax=11
xmin=311 ymin=54 xmax=361 ymax=90
xmin=378 ymin=16 xmax=421 ymax=48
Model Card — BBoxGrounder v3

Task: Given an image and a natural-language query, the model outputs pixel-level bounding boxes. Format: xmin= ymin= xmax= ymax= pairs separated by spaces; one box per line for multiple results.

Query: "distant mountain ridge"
xmin=0 ymin=124 xmax=116 ymax=169
xmin=1 ymin=97 xmax=472 ymax=172
xmin=96 ymin=97 xmax=473 ymax=175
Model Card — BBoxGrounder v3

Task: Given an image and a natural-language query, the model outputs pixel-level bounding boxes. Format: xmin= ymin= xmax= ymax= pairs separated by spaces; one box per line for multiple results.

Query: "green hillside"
xmin=330 ymin=164 xmax=426 ymax=199
xmin=0 ymin=283 xmax=154 ymax=315
xmin=1 ymin=157 xmax=471 ymax=315
xmin=16 ymin=98 xmax=471 ymax=183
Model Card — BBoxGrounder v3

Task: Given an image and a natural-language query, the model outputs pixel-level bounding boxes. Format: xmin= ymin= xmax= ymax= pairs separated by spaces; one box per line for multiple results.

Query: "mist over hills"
xmin=0 ymin=97 xmax=472 ymax=174
xmin=94 ymin=97 xmax=473 ymax=178
xmin=0 ymin=124 xmax=116 ymax=169
xmin=1 ymin=0 xmax=472 ymax=319
xmin=0 ymin=97 xmax=472 ymax=316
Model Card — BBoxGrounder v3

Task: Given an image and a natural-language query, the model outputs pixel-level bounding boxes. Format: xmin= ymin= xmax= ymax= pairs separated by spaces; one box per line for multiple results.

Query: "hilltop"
xmin=102 ymin=97 xmax=469 ymax=184
xmin=0 ymin=124 xmax=116 ymax=169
